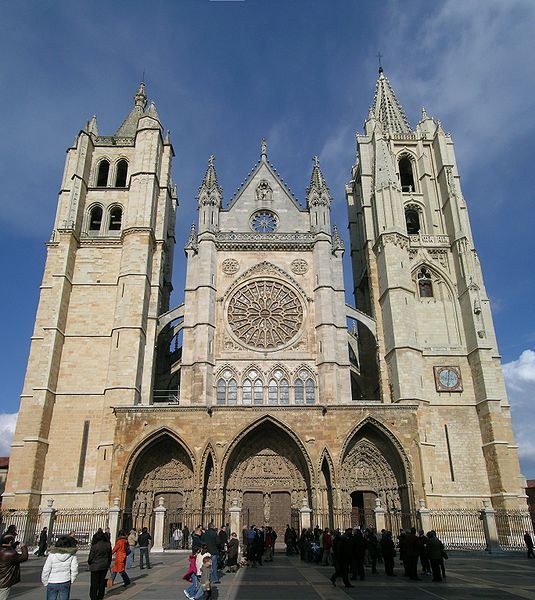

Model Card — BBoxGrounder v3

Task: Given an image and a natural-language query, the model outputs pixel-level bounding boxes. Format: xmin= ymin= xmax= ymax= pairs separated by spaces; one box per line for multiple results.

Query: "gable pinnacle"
xmin=134 ymin=82 xmax=147 ymax=110
xmin=197 ymin=154 xmax=223 ymax=203
xmin=261 ymin=138 xmax=267 ymax=161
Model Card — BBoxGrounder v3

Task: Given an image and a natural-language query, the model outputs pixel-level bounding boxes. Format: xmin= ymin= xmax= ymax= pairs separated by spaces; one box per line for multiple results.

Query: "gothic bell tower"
xmin=4 ymin=84 xmax=177 ymax=509
xmin=346 ymin=68 xmax=525 ymax=508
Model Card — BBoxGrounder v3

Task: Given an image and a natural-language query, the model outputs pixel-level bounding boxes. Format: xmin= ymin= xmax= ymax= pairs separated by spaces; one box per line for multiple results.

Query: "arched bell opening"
xmin=124 ymin=433 xmax=195 ymax=532
xmin=223 ymin=419 xmax=312 ymax=535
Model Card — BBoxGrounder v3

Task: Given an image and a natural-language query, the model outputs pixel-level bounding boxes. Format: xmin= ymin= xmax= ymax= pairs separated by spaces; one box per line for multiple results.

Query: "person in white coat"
xmin=41 ymin=536 xmax=78 ymax=600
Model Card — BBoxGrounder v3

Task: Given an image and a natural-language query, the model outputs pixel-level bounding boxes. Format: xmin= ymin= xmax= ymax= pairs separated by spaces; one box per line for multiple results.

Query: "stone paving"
xmin=7 ymin=551 xmax=535 ymax=600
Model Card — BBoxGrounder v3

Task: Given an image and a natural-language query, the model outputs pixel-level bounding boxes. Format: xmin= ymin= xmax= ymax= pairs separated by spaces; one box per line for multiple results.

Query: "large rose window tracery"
xmin=227 ymin=279 xmax=304 ymax=349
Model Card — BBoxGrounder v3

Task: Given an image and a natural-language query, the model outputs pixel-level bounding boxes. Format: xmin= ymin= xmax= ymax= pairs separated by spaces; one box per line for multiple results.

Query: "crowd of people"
xmin=0 ymin=520 xmax=534 ymax=599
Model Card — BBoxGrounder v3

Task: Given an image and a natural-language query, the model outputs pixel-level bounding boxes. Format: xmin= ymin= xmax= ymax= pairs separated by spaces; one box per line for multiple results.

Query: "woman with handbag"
xmin=88 ymin=530 xmax=112 ymax=600
xmin=111 ymin=530 xmax=131 ymax=587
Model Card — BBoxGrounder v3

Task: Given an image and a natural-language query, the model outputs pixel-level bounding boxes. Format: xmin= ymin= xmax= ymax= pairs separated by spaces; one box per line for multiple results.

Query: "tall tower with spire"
xmin=347 ymin=69 xmax=525 ymax=508
xmin=3 ymin=84 xmax=177 ymax=509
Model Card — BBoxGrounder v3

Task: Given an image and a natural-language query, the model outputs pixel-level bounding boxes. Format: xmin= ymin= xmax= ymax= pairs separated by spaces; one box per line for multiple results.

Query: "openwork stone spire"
xmin=197 ymin=154 xmax=223 ymax=206
xmin=369 ymin=69 xmax=412 ymax=135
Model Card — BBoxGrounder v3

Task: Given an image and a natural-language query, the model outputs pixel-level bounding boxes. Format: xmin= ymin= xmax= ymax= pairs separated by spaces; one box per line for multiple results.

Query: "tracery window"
xmin=243 ymin=379 xmax=252 ymax=405
xmin=216 ymin=369 xmax=237 ymax=405
xmin=267 ymin=369 xmax=290 ymax=405
xmin=96 ymin=159 xmax=110 ymax=187
xmin=417 ymin=267 xmax=433 ymax=298
xmin=294 ymin=369 xmax=315 ymax=405
xmin=115 ymin=159 xmax=128 ymax=187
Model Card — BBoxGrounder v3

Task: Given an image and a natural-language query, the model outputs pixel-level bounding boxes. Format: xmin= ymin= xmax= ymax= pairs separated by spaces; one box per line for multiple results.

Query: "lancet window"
xmin=115 ymin=159 xmax=128 ymax=187
xmin=405 ymin=205 xmax=421 ymax=234
xmin=109 ymin=206 xmax=123 ymax=231
xmin=399 ymin=155 xmax=415 ymax=192
xmin=294 ymin=369 xmax=316 ymax=405
xmin=267 ymin=368 xmax=290 ymax=405
xmin=96 ymin=159 xmax=110 ymax=187
xmin=88 ymin=205 xmax=103 ymax=231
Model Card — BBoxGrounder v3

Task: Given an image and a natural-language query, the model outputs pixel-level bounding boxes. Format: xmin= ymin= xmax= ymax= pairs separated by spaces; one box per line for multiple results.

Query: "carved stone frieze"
xmin=215 ymin=231 xmax=315 ymax=251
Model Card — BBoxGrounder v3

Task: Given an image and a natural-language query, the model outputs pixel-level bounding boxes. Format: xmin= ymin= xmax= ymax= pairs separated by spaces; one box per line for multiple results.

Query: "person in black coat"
xmin=380 ymin=531 xmax=396 ymax=576
xmin=350 ymin=529 xmax=366 ymax=581
xmin=37 ymin=528 xmax=48 ymax=557
xmin=88 ymin=530 xmax=112 ymax=600
xmin=524 ymin=532 xmax=535 ymax=559
xmin=330 ymin=529 xmax=353 ymax=588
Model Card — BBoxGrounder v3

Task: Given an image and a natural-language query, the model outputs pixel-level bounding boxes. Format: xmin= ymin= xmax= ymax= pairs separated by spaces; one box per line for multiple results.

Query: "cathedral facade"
xmin=3 ymin=71 xmax=525 ymax=534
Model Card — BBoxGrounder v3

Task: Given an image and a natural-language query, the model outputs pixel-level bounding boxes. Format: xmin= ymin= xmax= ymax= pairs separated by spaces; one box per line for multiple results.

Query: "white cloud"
xmin=386 ymin=0 xmax=535 ymax=179
xmin=503 ymin=350 xmax=535 ymax=477
xmin=0 ymin=413 xmax=17 ymax=456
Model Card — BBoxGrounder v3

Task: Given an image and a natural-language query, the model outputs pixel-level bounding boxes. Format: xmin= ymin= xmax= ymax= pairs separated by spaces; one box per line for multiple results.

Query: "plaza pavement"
xmin=7 ymin=550 xmax=535 ymax=600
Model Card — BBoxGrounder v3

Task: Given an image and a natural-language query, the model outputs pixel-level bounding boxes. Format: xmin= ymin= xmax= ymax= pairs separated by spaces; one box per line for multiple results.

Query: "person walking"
xmin=350 ymin=529 xmax=365 ymax=581
xmin=126 ymin=529 xmax=137 ymax=570
xmin=87 ymin=530 xmax=112 ymax=600
xmin=138 ymin=527 xmax=152 ymax=570
xmin=427 ymin=531 xmax=444 ymax=582
xmin=330 ymin=529 xmax=352 ymax=588
xmin=37 ymin=528 xmax=48 ymax=557
xmin=322 ymin=529 xmax=332 ymax=566
xmin=41 ymin=535 xmax=78 ymax=600
xmin=404 ymin=527 xmax=422 ymax=581
xmin=524 ymin=531 xmax=535 ymax=559
xmin=0 ymin=534 xmax=28 ymax=600
xmin=201 ymin=523 xmax=220 ymax=584
xmin=111 ymin=530 xmax=131 ymax=587
xmin=184 ymin=545 xmax=210 ymax=599
xmin=197 ymin=555 xmax=213 ymax=599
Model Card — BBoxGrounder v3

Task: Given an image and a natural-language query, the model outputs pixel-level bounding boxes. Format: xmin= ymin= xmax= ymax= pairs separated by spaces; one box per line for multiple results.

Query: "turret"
xmin=306 ymin=156 xmax=332 ymax=234
xmin=197 ymin=155 xmax=222 ymax=233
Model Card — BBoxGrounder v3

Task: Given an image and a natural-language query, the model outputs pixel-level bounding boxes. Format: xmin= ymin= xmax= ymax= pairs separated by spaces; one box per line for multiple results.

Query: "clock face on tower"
xmin=434 ymin=366 xmax=463 ymax=392
xmin=250 ymin=210 xmax=278 ymax=233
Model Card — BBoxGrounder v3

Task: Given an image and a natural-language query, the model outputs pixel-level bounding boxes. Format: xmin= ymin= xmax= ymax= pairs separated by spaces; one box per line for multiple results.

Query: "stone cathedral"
xmin=4 ymin=70 xmax=526 ymax=535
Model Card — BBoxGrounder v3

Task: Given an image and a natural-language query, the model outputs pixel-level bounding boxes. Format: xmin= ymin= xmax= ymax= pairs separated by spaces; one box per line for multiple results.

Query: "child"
xmin=184 ymin=545 xmax=210 ymax=599
xmin=196 ymin=555 xmax=212 ymax=599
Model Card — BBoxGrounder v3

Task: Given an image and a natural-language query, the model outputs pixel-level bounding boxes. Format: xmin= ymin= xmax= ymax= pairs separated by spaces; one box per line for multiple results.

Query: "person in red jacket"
xmin=0 ymin=534 xmax=28 ymax=600
xmin=111 ymin=530 xmax=131 ymax=587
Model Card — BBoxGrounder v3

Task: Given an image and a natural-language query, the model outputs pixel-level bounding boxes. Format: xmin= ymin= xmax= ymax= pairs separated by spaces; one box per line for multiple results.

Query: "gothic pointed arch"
xmin=122 ymin=428 xmax=195 ymax=529
xmin=201 ymin=446 xmax=218 ymax=526
xmin=222 ymin=415 xmax=313 ymax=531
xmin=339 ymin=418 xmax=412 ymax=514
xmin=411 ymin=262 xmax=463 ymax=347
xmin=317 ymin=448 xmax=335 ymax=529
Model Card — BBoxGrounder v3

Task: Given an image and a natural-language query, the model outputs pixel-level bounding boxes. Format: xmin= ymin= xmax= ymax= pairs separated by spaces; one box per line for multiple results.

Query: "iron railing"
xmin=428 ymin=509 xmax=486 ymax=550
xmin=52 ymin=509 xmax=109 ymax=549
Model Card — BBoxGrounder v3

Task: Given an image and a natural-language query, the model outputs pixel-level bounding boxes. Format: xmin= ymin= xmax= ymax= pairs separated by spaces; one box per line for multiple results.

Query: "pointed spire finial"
xmin=369 ymin=69 xmax=412 ymax=134
xmin=134 ymin=82 xmax=147 ymax=110
xmin=313 ymin=155 xmax=320 ymax=168
xmin=209 ymin=154 xmax=215 ymax=167
xmin=87 ymin=115 xmax=98 ymax=135
xmin=421 ymin=106 xmax=429 ymax=120
xmin=261 ymin=138 xmax=267 ymax=160
xmin=377 ymin=51 xmax=384 ymax=74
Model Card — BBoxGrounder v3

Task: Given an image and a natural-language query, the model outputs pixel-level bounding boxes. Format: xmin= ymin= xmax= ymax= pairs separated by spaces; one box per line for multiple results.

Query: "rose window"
xmin=227 ymin=279 xmax=303 ymax=349
xmin=250 ymin=210 xmax=278 ymax=233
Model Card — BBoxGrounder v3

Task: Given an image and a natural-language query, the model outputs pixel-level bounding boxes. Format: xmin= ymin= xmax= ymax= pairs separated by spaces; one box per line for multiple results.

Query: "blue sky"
xmin=1 ymin=0 xmax=534 ymax=478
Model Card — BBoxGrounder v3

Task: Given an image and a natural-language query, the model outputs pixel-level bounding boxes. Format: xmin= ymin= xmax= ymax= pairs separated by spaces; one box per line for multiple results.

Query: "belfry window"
xmin=399 ymin=156 xmax=415 ymax=192
xmin=109 ymin=206 xmax=123 ymax=231
xmin=417 ymin=267 xmax=434 ymax=298
xmin=89 ymin=206 xmax=103 ymax=231
xmin=115 ymin=159 xmax=128 ymax=187
xmin=405 ymin=208 xmax=421 ymax=234
xmin=96 ymin=160 xmax=110 ymax=187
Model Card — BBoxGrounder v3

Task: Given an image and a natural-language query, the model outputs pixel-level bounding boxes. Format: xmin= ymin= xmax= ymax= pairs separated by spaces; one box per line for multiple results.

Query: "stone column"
xmin=481 ymin=499 xmax=500 ymax=553
xmin=229 ymin=498 xmax=241 ymax=537
xmin=152 ymin=497 xmax=167 ymax=552
xmin=299 ymin=498 xmax=312 ymax=532
xmin=108 ymin=498 xmax=121 ymax=547
xmin=39 ymin=499 xmax=56 ymax=548
xmin=418 ymin=499 xmax=431 ymax=534
xmin=373 ymin=497 xmax=386 ymax=532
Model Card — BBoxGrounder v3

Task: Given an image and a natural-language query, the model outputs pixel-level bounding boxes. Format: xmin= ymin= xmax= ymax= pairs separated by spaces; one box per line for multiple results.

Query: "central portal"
xmin=224 ymin=420 xmax=310 ymax=535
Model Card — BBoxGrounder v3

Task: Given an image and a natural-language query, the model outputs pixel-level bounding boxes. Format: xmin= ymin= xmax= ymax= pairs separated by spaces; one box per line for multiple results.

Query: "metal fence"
xmin=428 ymin=509 xmax=486 ymax=550
xmin=0 ymin=509 xmax=40 ymax=545
xmin=53 ymin=509 xmax=109 ymax=549
xmin=495 ymin=509 xmax=534 ymax=551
